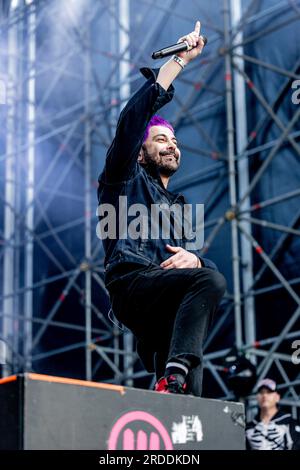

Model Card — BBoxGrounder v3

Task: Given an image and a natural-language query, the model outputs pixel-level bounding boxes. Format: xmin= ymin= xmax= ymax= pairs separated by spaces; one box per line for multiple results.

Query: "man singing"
xmin=97 ymin=21 xmax=226 ymax=396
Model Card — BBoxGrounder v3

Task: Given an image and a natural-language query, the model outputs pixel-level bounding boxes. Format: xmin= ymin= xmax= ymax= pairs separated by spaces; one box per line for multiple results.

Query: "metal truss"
xmin=1 ymin=0 xmax=300 ymax=417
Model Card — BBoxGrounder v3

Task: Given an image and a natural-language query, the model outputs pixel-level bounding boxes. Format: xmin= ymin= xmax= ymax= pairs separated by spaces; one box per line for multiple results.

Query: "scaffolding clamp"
xmin=225 ymin=209 xmax=237 ymax=221
xmin=80 ymin=261 xmax=90 ymax=272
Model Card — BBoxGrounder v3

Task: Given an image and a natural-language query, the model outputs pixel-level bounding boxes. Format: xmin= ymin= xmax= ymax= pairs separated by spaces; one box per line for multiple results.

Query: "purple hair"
xmin=142 ymin=115 xmax=174 ymax=143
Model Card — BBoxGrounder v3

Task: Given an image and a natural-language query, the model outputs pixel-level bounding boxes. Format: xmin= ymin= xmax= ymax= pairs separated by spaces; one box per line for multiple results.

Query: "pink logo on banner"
xmin=107 ymin=410 xmax=173 ymax=450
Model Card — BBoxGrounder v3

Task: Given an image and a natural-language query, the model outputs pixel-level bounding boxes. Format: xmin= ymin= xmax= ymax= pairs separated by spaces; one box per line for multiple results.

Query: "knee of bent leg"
xmin=205 ymin=270 xmax=227 ymax=298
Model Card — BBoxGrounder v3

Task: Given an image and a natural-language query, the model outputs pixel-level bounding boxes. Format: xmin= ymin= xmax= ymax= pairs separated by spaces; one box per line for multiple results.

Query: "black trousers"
xmin=107 ymin=264 xmax=226 ymax=396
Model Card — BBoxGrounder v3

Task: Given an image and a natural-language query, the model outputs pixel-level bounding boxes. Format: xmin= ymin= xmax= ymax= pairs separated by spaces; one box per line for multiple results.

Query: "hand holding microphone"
xmin=152 ymin=20 xmax=207 ymax=61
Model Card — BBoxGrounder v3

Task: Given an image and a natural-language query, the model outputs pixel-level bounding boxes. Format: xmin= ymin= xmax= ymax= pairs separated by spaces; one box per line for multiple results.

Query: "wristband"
xmin=172 ymin=54 xmax=186 ymax=69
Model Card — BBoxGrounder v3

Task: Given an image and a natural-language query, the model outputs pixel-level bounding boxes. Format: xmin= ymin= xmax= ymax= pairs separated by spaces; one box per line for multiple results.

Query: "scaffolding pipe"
xmin=24 ymin=0 xmax=36 ymax=372
xmin=2 ymin=5 xmax=19 ymax=377
xmin=109 ymin=0 xmax=121 ymax=378
xmin=119 ymin=0 xmax=134 ymax=387
xmin=84 ymin=21 xmax=92 ymax=381
xmin=223 ymin=0 xmax=242 ymax=348
xmin=230 ymin=0 xmax=256 ymax=351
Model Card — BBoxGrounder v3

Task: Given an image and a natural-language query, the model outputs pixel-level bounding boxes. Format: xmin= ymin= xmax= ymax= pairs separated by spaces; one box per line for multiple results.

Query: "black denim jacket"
xmin=97 ymin=68 xmax=218 ymax=280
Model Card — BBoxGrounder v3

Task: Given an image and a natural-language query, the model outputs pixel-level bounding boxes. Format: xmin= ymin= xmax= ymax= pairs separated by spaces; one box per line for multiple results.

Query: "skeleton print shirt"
xmin=246 ymin=410 xmax=300 ymax=450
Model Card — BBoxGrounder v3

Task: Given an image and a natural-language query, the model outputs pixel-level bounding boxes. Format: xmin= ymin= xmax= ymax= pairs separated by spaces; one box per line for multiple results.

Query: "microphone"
xmin=152 ymin=35 xmax=208 ymax=60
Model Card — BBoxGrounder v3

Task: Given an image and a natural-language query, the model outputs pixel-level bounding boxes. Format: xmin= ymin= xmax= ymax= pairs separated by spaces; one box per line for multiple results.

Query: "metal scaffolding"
xmin=0 ymin=0 xmax=300 ymax=416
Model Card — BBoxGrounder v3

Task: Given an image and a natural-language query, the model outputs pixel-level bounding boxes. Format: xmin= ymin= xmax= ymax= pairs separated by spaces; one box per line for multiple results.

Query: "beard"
xmin=141 ymin=146 xmax=180 ymax=177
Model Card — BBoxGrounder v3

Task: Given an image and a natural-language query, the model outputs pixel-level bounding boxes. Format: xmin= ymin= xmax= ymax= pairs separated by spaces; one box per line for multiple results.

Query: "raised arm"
xmin=156 ymin=20 xmax=205 ymax=90
xmin=100 ymin=21 xmax=205 ymax=184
